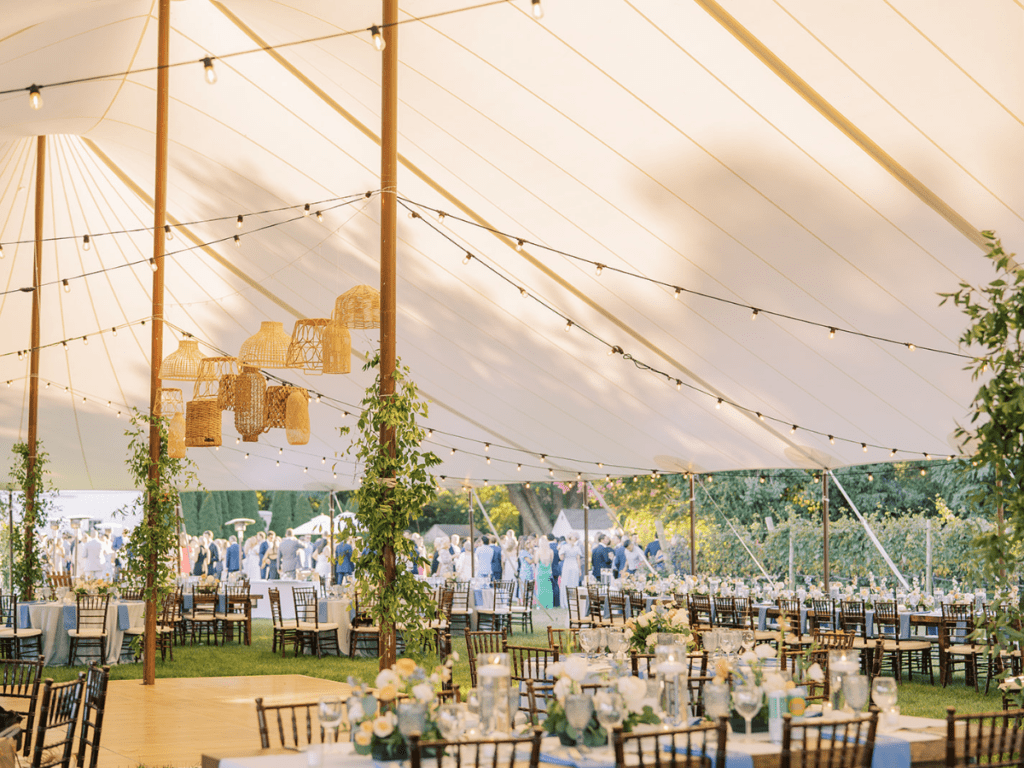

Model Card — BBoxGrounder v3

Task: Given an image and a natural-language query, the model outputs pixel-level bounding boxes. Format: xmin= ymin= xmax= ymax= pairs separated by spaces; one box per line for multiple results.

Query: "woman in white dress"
xmin=455 ymin=547 xmax=472 ymax=581
xmin=243 ymin=537 xmax=263 ymax=582
xmin=558 ymin=534 xmax=582 ymax=609
xmin=501 ymin=532 xmax=518 ymax=582
xmin=434 ymin=537 xmax=455 ymax=579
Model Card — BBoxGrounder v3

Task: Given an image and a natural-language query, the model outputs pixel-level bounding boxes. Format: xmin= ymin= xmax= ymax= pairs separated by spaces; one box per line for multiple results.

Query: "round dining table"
xmin=17 ymin=598 xmax=146 ymax=666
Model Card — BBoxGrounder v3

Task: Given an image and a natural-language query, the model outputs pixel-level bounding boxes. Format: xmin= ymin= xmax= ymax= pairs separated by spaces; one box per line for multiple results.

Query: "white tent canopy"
xmin=0 ymin=1 xmax=1019 ymax=492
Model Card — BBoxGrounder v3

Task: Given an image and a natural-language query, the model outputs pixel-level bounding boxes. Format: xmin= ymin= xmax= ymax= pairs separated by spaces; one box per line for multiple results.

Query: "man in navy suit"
xmin=548 ymin=534 xmax=562 ymax=607
xmin=591 ymin=534 xmax=612 ymax=581
xmin=259 ymin=535 xmax=270 ymax=579
xmin=489 ymin=535 xmax=503 ymax=583
xmin=226 ymin=535 xmax=240 ymax=579
xmin=204 ymin=531 xmax=221 ymax=579
xmin=335 ymin=538 xmax=354 ymax=585
xmin=613 ymin=536 xmax=626 ymax=579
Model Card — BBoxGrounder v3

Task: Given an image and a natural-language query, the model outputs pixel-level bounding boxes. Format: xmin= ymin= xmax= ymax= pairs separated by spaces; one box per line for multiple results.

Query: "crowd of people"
xmin=426 ymin=529 xmax=666 ymax=609
xmin=45 ymin=528 xmax=126 ymax=580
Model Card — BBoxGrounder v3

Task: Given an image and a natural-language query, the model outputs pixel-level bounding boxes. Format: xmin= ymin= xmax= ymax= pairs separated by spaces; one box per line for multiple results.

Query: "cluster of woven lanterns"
xmin=155 ymin=285 xmax=380 ymax=459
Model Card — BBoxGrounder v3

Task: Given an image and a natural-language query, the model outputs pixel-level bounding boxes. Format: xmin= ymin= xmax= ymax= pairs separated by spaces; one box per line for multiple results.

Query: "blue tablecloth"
xmin=821 ymin=728 xmax=910 ymax=768
xmin=182 ymin=594 xmax=227 ymax=612
xmin=19 ymin=602 xmax=134 ymax=631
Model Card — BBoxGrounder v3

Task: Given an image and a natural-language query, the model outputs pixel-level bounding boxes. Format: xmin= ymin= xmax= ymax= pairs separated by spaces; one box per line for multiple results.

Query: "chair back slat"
xmin=255 ymin=698 xmax=336 ymax=749
xmin=76 ymin=595 xmax=110 ymax=634
xmin=780 ymin=711 xmax=877 ymax=768
xmin=614 ymin=718 xmax=727 ymax=768
xmin=75 ymin=664 xmax=110 ymax=768
xmin=32 ymin=676 xmax=86 ymax=768
xmin=410 ymin=726 xmax=543 ymax=768
xmin=465 ymin=628 xmax=508 ymax=687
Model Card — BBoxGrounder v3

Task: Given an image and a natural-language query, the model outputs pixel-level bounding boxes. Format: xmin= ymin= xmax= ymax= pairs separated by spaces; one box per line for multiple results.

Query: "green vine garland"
xmin=8 ymin=442 xmax=53 ymax=600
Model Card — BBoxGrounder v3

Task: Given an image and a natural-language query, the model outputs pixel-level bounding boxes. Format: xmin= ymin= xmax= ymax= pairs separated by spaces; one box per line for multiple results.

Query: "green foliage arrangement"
xmin=341 ymin=354 xmax=441 ymax=668
xmin=8 ymin=442 xmax=54 ymax=600
xmin=117 ymin=410 xmax=200 ymax=607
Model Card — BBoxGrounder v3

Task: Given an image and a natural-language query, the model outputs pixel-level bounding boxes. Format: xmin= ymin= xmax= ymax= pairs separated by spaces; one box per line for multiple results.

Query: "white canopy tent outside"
xmin=0 ymin=1 xmax=1019 ymax=493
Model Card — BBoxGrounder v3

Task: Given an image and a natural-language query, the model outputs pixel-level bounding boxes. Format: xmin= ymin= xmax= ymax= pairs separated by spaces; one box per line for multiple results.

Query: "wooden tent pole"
xmin=468 ymin=487 xmax=475 ymax=579
xmin=24 ymin=135 xmax=46 ymax=601
xmin=379 ymin=0 xmax=399 ymax=671
xmin=689 ymin=474 xmax=696 ymax=575
xmin=144 ymin=0 xmax=171 ymax=686
xmin=822 ymin=472 xmax=830 ymax=588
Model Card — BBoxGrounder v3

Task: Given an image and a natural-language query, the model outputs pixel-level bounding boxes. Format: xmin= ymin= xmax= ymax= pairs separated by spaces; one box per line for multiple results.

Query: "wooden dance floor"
xmin=97 ymin=675 xmax=352 ymax=768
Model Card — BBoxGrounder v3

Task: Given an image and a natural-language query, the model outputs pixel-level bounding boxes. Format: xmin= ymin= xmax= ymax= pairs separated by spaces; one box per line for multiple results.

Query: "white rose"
xmin=375 ymin=669 xmax=400 ymax=689
xmin=763 ymin=672 xmax=785 ymax=692
xmin=617 ymin=676 xmax=647 ymax=711
xmin=348 ymin=702 xmax=365 ymax=722
xmin=548 ymin=662 xmax=564 ymax=679
xmin=807 ymin=663 xmax=824 ymax=682
xmin=413 ymin=683 xmax=434 ymax=703
xmin=373 ymin=716 xmax=394 ymax=738
xmin=622 ymin=628 xmax=634 ymax=641
xmin=740 ymin=651 xmax=758 ymax=665
xmin=563 ymin=656 xmax=589 ymax=682
xmin=554 ymin=677 xmax=572 ymax=700
xmin=637 ymin=615 xmax=650 ymax=628
xmin=755 ymin=644 xmax=776 ymax=659
xmin=646 ymin=635 xmax=658 ymax=647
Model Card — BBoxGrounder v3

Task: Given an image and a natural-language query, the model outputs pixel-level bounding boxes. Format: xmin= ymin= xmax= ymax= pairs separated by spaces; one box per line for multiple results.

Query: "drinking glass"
xmin=704 ymin=681 xmax=731 ymax=722
xmin=703 ymin=630 xmax=720 ymax=654
xmin=732 ymin=684 xmax=762 ymax=741
xmin=606 ymin=630 xmax=625 ymax=656
xmin=741 ymin=629 xmax=755 ymax=652
xmin=719 ymin=631 xmax=737 ymax=655
xmin=871 ymin=677 xmax=897 ymax=712
xmin=594 ymin=690 xmax=623 ymax=751
xmin=318 ymin=695 xmax=344 ymax=746
xmin=843 ymin=675 xmax=869 ymax=713
xmin=564 ymin=693 xmax=595 ymax=751
xmin=578 ymin=630 xmax=595 ymax=658
xmin=436 ymin=703 xmax=462 ymax=741
xmin=397 ymin=701 xmax=428 ymax=742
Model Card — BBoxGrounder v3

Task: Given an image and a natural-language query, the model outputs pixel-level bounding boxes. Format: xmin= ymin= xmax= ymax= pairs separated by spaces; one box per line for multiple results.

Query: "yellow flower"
xmin=360 ymin=721 xmax=374 ymax=734
xmin=395 ymin=658 xmax=417 ymax=677
xmin=377 ymin=684 xmax=398 ymax=702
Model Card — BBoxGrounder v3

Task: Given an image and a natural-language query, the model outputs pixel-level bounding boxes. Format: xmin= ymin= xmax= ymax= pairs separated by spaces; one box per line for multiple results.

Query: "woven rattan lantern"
xmin=286 ymin=319 xmax=329 ymax=374
xmin=238 ymin=321 xmax=292 ymax=368
xmin=155 ymin=388 xmax=185 ymax=419
xmin=266 ymin=385 xmax=308 ymax=429
xmin=322 ymin=320 xmax=351 ymax=374
xmin=168 ymin=413 xmax=186 ymax=458
xmin=234 ymin=366 xmax=268 ymax=442
xmin=159 ymin=338 xmax=203 ymax=381
xmin=185 ymin=399 xmax=222 ymax=447
xmin=333 ymin=285 xmax=380 ymax=329
xmin=286 ymin=390 xmax=310 ymax=445
xmin=193 ymin=357 xmax=238 ymax=402
xmin=217 ymin=375 xmax=236 ymax=411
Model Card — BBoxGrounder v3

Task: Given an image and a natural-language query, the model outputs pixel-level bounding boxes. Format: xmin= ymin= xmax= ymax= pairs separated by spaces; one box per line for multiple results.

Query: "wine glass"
xmin=594 ymin=689 xmax=623 ymax=752
xmin=703 ymin=681 xmax=731 ymax=722
xmin=606 ymin=630 xmax=625 ymax=656
xmin=703 ymin=630 xmax=719 ymax=654
xmin=843 ymin=675 xmax=869 ymax=713
xmin=578 ymin=630 xmax=594 ymax=658
xmin=741 ymin=629 xmax=755 ymax=652
xmin=318 ymin=695 xmax=344 ymax=747
xmin=397 ymin=701 xmax=428 ymax=743
xmin=564 ymin=693 xmax=594 ymax=752
xmin=732 ymin=683 xmax=762 ymax=741
xmin=871 ymin=677 xmax=897 ymax=711
xmin=719 ymin=631 xmax=737 ymax=655
xmin=436 ymin=703 xmax=463 ymax=741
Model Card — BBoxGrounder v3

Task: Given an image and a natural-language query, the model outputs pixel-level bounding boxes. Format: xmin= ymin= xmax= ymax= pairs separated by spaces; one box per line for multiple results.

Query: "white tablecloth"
xmin=320 ymin=599 xmax=351 ymax=651
xmin=248 ymin=580 xmax=315 ymax=619
xmin=19 ymin=600 xmax=145 ymax=666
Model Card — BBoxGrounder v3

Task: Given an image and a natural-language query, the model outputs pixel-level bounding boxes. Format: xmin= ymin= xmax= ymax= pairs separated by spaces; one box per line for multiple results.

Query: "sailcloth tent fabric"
xmin=0 ymin=0 xmax=1020 ymax=491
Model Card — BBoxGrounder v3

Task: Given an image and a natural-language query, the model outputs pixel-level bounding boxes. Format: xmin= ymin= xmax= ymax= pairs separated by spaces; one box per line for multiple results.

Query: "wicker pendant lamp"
xmin=185 ymin=400 xmax=221 ymax=447
xmin=286 ymin=390 xmax=310 ymax=445
xmin=168 ymin=413 xmax=187 ymax=458
xmin=333 ymin=285 xmax=380 ymax=329
xmin=193 ymin=357 xmax=238 ymax=403
xmin=234 ymin=366 xmax=268 ymax=442
xmin=155 ymin=388 xmax=185 ymax=419
xmin=239 ymin=321 xmax=292 ymax=368
xmin=322 ymin=320 xmax=351 ymax=374
xmin=286 ymin=319 xmax=329 ymax=374
xmin=266 ymin=385 xmax=308 ymax=429
xmin=158 ymin=338 xmax=204 ymax=381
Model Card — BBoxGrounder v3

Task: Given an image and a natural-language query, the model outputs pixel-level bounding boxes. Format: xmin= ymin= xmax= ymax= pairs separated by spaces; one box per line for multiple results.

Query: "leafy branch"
xmin=8 ymin=442 xmax=53 ymax=600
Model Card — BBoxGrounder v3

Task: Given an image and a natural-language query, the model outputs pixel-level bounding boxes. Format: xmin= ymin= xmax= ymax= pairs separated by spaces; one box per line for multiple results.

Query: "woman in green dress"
xmin=535 ymin=537 xmax=554 ymax=609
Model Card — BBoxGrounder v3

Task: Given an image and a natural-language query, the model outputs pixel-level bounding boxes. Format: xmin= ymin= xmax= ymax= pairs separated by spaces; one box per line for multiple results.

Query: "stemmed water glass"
xmin=398 ymin=701 xmax=428 ymax=744
xmin=594 ymin=689 xmax=623 ymax=752
xmin=741 ymin=629 xmax=755 ymax=653
xmin=843 ymin=674 xmax=869 ymax=713
xmin=564 ymin=693 xmax=594 ymax=752
xmin=871 ymin=677 xmax=897 ymax=711
xmin=704 ymin=681 xmax=731 ymax=723
xmin=605 ymin=630 xmax=625 ymax=656
xmin=436 ymin=703 xmax=463 ymax=741
xmin=732 ymin=683 xmax=762 ymax=741
xmin=718 ymin=631 xmax=737 ymax=656
xmin=703 ymin=630 xmax=720 ymax=655
xmin=318 ymin=695 xmax=344 ymax=747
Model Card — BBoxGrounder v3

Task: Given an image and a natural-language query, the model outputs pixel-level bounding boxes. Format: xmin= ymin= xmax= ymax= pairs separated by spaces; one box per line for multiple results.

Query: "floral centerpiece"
xmin=624 ymin=605 xmax=694 ymax=654
xmin=347 ymin=655 xmax=456 ymax=761
xmin=73 ymin=578 xmax=112 ymax=597
xmin=542 ymin=657 xmax=659 ymax=747
xmin=196 ymin=575 xmax=219 ymax=594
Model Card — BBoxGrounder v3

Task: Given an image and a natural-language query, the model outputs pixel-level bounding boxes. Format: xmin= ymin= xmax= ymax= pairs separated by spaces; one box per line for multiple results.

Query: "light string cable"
xmin=398 ymin=198 xmax=958 ymax=462
xmin=0 ymin=191 xmax=378 ymax=298
xmin=399 ymin=197 xmax=973 ymax=361
xmin=1 ymin=317 xmax=151 ymax=360
xmin=1 ymin=1 xmax=517 ymax=100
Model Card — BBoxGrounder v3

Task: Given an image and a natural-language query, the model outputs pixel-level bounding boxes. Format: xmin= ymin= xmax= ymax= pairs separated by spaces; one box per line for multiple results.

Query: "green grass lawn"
xmin=39 ymin=618 xmax=1006 ymax=719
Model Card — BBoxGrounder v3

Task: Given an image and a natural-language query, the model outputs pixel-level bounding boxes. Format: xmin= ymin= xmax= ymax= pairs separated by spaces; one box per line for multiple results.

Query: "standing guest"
xmin=455 ymin=544 xmax=473 ymax=581
xmin=501 ymin=531 xmax=518 ymax=582
xmin=430 ymin=538 xmax=456 ymax=575
xmin=258 ymin=533 xmax=270 ymax=578
xmin=613 ymin=537 xmax=626 ymax=579
xmin=335 ymin=537 xmax=354 ymax=585
xmin=411 ymin=533 xmax=427 ymax=575
xmin=191 ymin=535 xmax=209 ymax=577
xmin=624 ymin=539 xmax=643 ymax=574
xmin=489 ymin=535 xmax=503 ymax=584
xmin=243 ymin=536 xmax=261 ymax=582
xmin=558 ymin=534 xmax=582 ymax=608
xmin=99 ymin=534 xmax=116 ymax=580
xmin=204 ymin=531 xmax=221 ymax=578
xmin=83 ymin=531 xmax=104 ymax=580
xmin=474 ymin=537 xmax=492 ymax=580
xmin=226 ymin=535 xmax=240 ymax=580
xmin=518 ymin=535 xmax=535 ymax=585
xmin=278 ymin=529 xmax=301 ymax=580
xmin=591 ymin=534 xmax=612 ymax=581
xmin=645 ymin=538 xmax=663 ymax=572
xmin=301 ymin=535 xmax=315 ymax=571
xmin=435 ymin=537 xmax=454 ymax=579
xmin=548 ymin=534 xmax=562 ymax=608
xmin=535 ymin=538 xmax=553 ymax=608
xmin=112 ymin=530 xmax=124 ymax=581
xmin=262 ymin=531 xmax=280 ymax=579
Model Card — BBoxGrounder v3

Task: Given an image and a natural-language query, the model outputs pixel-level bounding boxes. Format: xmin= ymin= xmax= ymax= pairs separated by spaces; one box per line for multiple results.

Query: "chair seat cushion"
xmin=68 ymin=629 xmax=106 ymax=638
xmin=297 ymin=622 xmax=339 ymax=632
xmin=353 ymin=626 xmax=380 ymax=634
xmin=947 ymin=644 xmax=986 ymax=655
xmin=0 ymin=628 xmax=42 ymax=638
xmin=124 ymin=627 xmax=146 ymax=636
xmin=880 ymin=639 xmax=931 ymax=652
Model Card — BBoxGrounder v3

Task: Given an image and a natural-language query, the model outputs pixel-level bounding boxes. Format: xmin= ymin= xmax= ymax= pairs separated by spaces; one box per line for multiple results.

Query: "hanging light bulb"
xmin=890 ymin=448 xmax=897 ymax=457
xmin=165 ymin=224 xmax=173 ymax=241
xmin=564 ymin=320 xmax=572 ymax=332
xmin=920 ymin=467 xmax=927 ymax=477
xmin=907 ymin=343 xmax=916 ymax=351
xmin=303 ymin=203 xmax=311 ymax=217
xmin=245 ymin=453 xmax=249 ymax=459
xmin=828 ymin=435 xmax=835 ymax=445
xmin=791 ymin=425 xmax=797 ymax=434
xmin=829 ymin=327 xmax=836 ymax=339
xmin=517 ymin=464 xmax=522 ymax=472
xmin=715 ymin=398 xmax=722 ymax=409
xmin=539 ymin=454 xmax=546 ymax=463
xmin=427 ymin=429 xmax=433 ymax=438
xmin=486 ymin=457 xmax=491 ymax=465
xmin=82 ymin=336 xmax=88 ymax=345
xmin=83 ymin=235 xmax=91 ymax=251
xmin=202 ymin=57 xmax=217 ymax=85
xmin=531 ymin=0 xmax=544 ymax=19
xmin=673 ymin=287 xmax=681 ymax=300
xmin=371 ymin=25 xmax=386 ymax=51
xmin=16 ymin=351 xmax=22 ymax=360
xmin=867 ymin=473 xmax=874 ymax=482
xmin=0 ymin=244 xmax=5 ymax=258
xmin=861 ymin=443 xmax=868 ymax=452
xmin=519 ymin=287 xmax=527 ymax=298
xmin=756 ymin=412 xmax=764 ymax=421
xmin=597 ymin=462 xmax=603 ymax=469
xmin=316 ymin=211 xmax=323 ymax=223
xmin=548 ymin=468 xmax=553 ymax=477
xmin=149 ymin=258 xmax=158 ymax=272
xmin=595 ymin=263 xmax=604 ymax=276
xmin=751 ymin=308 xmax=759 ymax=320
xmin=279 ymin=448 xmax=283 ymax=455
xmin=321 ymin=457 xmax=326 ymax=464
xmin=62 ymin=279 xmax=70 ymax=293
xmin=675 ymin=380 xmax=681 ymax=391
xmin=235 ymin=437 xmax=241 ymax=445
xmin=28 ymin=85 xmax=43 ymax=110
xmin=236 ymin=215 xmax=244 ymax=229
xmin=463 ymin=252 xmax=472 ymax=265
xmin=276 ymin=461 xmax=280 ymax=467
xmin=524 ymin=481 xmax=531 ymax=489
xmin=515 ymin=239 xmax=524 ymax=251
xmin=233 ymin=235 xmax=241 ymax=248
xmin=111 ymin=327 xmax=117 ymax=337
xmin=303 ymin=467 xmax=308 ymax=473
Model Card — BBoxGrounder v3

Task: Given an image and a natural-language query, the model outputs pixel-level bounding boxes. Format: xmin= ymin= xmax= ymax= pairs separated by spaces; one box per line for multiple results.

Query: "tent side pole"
xmin=25 ymin=135 xmax=45 ymax=601
xmin=822 ymin=472 xmax=830 ymax=588
xmin=378 ymin=0 xmax=399 ymax=672
xmin=583 ymin=496 xmax=589 ymax=584
xmin=144 ymin=0 xmax=171 ymax=687
xmin=468 ymin=487 xmax=475 ymax=579
xmin=925 ymin=519 xmax=932 ymax=594
xmin=689 ymin=474 xmax=696 ymax=575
